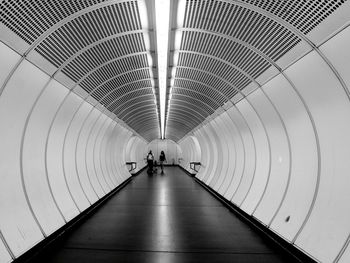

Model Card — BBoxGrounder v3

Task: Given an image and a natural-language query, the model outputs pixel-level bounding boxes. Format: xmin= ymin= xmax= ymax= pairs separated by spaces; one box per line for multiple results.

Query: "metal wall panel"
xmin=0 ymin=240 xmax=11 ymax=263
xmin=0 ymin=59 xmax=48 ymax=256
xmin=0 ymin=42 xmax=20 ymax=87
xmin=211 ymin=117 xmax=231 ymax=192
xmin=85 ymin=112 xmax=110 ymax=194
xmin=23 ymin=79 xmax=70 ymax=233
xmin=76 ymin=107 xmax=105 ymax=198
xmin=249 ymin=89 xmax=290 ymax=225
xmin=228 ymin=106 xmax=256 ymax=206
xmin=220 ymin=111 xmax=244 ymax=201
xmin=265 ymin=74 xmax=317 ymax=241
xmin=62 ymin=96 xmax=99 ymax=206
xmin=237 ymin=99 xmax=270 ymax=214
xmin=94 ymin=115 xmax=114 ymax=190
xmin=206 ymin=122 xmax=223 ymax=188
xmin=179 ymin=134 xmax=202 ymax=175
xmin=286 ymin=51 xmax=350 ymax=263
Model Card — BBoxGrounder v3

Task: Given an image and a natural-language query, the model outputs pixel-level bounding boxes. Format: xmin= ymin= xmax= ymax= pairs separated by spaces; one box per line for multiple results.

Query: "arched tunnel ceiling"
xmin=165 ymin=0 xmax=348 ymax=141
xmin=0 ymin=0 xmax=347 ymax=142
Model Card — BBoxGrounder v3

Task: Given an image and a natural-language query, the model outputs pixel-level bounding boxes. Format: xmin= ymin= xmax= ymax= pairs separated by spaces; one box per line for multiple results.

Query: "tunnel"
xmin=0 ymin=0 xmax=350 ymax=262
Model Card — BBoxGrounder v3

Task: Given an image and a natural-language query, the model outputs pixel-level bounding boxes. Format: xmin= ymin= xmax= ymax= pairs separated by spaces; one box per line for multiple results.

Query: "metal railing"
xmin=190 ymin=162 xmax=201 ymax=173
xmin=126 ymin=162 xmax=137 ymax=172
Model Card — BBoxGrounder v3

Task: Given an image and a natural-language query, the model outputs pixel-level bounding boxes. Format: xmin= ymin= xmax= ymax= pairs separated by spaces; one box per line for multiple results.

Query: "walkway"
xmin=35 ymin=167 xmax=299 ymax=262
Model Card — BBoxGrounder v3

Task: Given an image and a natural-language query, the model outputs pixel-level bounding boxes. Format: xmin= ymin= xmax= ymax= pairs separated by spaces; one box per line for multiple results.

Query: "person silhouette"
xmin=159 ymin=150 xmax=166 ymax=174
xmin=146 ymin=150 xmax=154 ymax=174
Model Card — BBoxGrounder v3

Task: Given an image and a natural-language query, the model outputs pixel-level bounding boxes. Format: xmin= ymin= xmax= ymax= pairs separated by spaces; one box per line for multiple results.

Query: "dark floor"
xmin=35 ymin=167 xmax=299 ymax=263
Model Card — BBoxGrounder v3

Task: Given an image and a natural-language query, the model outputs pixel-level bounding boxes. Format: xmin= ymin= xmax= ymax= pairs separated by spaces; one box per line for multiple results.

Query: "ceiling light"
xmin=155 ymin=0 xmax=170 ymax=139
xmin=177 ymin=0 xmax=186 ymax=28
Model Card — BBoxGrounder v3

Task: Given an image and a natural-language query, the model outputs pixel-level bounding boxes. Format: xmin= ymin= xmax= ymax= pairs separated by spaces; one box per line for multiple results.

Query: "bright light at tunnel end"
xmin=155 ymin=0 xmax=170 ymax=139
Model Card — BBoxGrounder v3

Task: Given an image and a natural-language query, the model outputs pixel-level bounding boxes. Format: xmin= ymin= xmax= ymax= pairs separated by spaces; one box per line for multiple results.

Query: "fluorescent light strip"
xmin=166 ymin=0 xmax=185 ymax=137
xmin=139 ymin=0 xmax=159 ymax=129
xmin=155 ymin=0 xmax=170 ymax=139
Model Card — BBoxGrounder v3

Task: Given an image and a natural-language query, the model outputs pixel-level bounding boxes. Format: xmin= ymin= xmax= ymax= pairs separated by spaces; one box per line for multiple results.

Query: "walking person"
xmin=146 ymin=150 xmax=154 ymax=174
xmin=159 ymin=150 xmax=166 ymax=174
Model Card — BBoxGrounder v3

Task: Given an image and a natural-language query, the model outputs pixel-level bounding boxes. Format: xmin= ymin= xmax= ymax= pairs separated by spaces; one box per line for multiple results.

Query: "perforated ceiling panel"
xmin=165 ymin=0 xmax=347 ymax=141
xmin=0 ymin=0 xmax=160 ymax=141
xmin=0 ymin=0 xmax=347 ymax=142
xmin=240 ymin=0 xmax=347 ymax=34
xmin=0 ymin=0 xmax=108 ymax=44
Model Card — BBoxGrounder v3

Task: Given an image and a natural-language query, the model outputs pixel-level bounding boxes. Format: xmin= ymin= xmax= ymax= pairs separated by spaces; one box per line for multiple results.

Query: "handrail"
xmin=190 ymin=162 xmax=201 ymax=173
xmin=126 ymin=162 xmax=137 ymax=172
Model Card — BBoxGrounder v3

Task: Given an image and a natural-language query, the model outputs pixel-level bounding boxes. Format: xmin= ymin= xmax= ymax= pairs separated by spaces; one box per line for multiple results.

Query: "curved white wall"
xmin=0 ymin=41 xmax=139 ymax=262
xmin=178 ymin=135 xmax=201 ymax=173
xmin=179 ymin=25 xmax=350 ymax=263
xmin=125 ymin=136 xmax=148 ymax=173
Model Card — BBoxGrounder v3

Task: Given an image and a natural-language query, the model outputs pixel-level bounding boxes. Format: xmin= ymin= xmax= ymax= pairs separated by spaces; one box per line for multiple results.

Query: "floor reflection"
xmin=35 ymin=167 xmax=299 ymax=263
